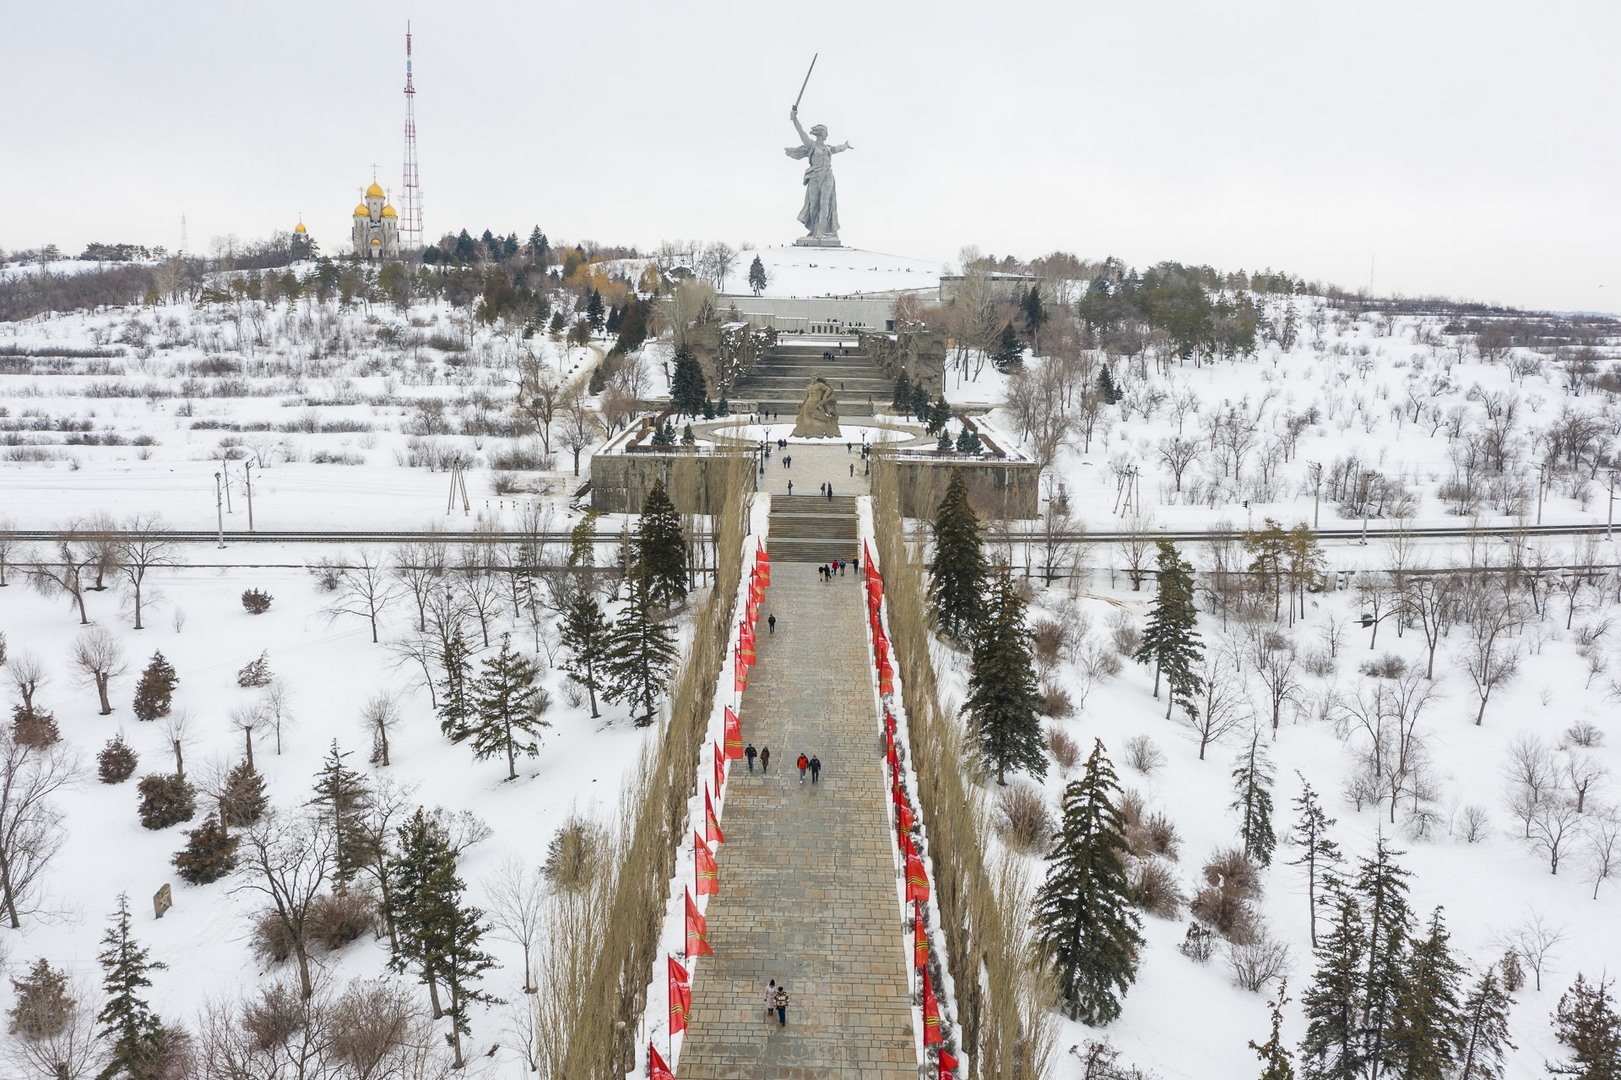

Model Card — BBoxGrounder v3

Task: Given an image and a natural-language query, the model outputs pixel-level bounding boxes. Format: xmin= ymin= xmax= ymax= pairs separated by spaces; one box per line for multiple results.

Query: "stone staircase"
xmin=768 ymin=495 xmax=860 ymax=564
xmin=733 ymin=342 xmax=893 ymax=418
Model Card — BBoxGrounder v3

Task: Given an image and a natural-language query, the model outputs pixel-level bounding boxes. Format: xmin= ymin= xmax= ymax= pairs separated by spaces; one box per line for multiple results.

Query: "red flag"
xmin=914 ymin=902 xmax=928 ymax=970
xmin=900 ymin=829 xmax=916 ymax=859
xmin=906 ymin=853 xmax=930 ymax=904
xmin=724 ymin=707 xmax=744 ymax=759
xmin=922 ymin=969 xmax=943 ymax=1045
xmin=898 ymin=799 xmax=915 ymax=836
xmin=705 ymin=785 xmax=725 ymax=844
xmin=668 ymin=956 xmax=691 ymax=1035
xmin=886 ymin=732 xmax=899 ymax=772
xmin=695 ymin=832 xmax=719 ymax=896
xmin=650 ymin=1042 xmax=676 ymax=1080
xmin=878 ymin=659 xmax=894 ymax=695
xmin=939 ymin=1049 xmax=959 ymax=1078
xmin=757 ymin=544 xmax=771 ymax=585
xmin=713 ymin=740 xmax=725 ymax=797
xmin=739 ymin=628 xmax=756 ymax=668
xmin=863 ymin=539 xmax=875 ymax=571
xmin=685 ymin=890 xmax=713 ymax=957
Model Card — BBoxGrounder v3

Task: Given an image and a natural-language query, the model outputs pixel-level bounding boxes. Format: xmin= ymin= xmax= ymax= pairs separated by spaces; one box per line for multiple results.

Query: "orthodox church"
xmin=351 ymin=179 xmax=400 ymax=259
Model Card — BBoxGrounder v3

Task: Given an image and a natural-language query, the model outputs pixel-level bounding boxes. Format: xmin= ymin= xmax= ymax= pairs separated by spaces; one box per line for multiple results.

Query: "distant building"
xmin=351 ymin=179 xmax=399 ymax=260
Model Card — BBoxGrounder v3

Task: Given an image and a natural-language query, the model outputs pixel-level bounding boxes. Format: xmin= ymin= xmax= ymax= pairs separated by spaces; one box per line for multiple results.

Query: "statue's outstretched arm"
xmin=789 ymin=107 xmax=812 ymax=147
xmin=832 ymin=141 xmax=853 ymax=153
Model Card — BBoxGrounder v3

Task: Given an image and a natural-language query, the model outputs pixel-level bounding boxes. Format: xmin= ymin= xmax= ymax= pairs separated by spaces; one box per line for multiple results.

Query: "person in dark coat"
xmin=768 ymin=613 xmax=777 ymax=635
xmin=760 ymin=746 xmax=770 ymax=772
xmin=810 ymin=755 xmax=821 ymax=783
xmin=745 ymin=743 xmax=758 ymax=772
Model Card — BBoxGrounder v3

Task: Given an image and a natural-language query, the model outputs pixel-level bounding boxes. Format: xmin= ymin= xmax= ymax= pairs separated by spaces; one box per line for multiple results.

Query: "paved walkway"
xmin=678 ymin=570 xmax=915 ymax=1078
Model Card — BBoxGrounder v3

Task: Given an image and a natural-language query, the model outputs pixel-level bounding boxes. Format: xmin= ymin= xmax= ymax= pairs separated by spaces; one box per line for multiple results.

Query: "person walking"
xmin=826 ymin=484 xmax=834 ymax=500
xmin=764 ymin=979 xmax=777 ymax=1020
xmin=797 ymin=753 xmax=809 ymax=783
xmin=837 ymin=559 xmax=844 ymax=577
xmin=768 ymin=613 xmax=777 ymax=635
xmin=745 ymin=742 xmax=758 ymax=772
xmin=810 ymin=755 xmax=821 ymax=783
xmin=774 ymin=984 xmax=789 ymax=1026
xmin=787 ymin=479 xmax=793 ymax=496
xmin=850 ymin=462 xmax=855 ymax=477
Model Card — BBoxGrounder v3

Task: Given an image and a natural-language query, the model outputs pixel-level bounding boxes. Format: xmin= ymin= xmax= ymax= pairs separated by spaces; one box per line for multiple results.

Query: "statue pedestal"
xmin=793 ymin=236 xmax=845 ymax=249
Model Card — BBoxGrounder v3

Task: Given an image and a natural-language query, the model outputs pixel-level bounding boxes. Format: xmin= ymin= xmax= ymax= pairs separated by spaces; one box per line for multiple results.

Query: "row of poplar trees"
xmin=928 ymin=469 xmax=1143 ymax=1025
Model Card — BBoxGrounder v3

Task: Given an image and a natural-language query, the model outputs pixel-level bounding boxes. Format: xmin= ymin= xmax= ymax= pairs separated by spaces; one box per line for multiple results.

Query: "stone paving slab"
xmin=678 ymin=567 xmax=916 ymax=1079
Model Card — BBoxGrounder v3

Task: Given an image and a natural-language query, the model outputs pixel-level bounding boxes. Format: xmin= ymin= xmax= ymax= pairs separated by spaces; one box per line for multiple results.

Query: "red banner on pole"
xmin=695 ymin=832 xmax=719 ymax=896
xmin=757 ymin=544 xmax=771 ymax=585
xmin=685 ymin=890 xmax=712 ymax=957
xmin=650 ymin=1042 xmax=676 ymax=1080
xmin=705 ymin=785 xmax=725 ymax=844
xmin=878 ymin=659 xmax=894 ymax=695
xmin=914 ymin=902 xmax=928 ymax=970
xmin=940 ymin=1049 xmax=959 ymax=1079
xmin=906 ymin=853 xmax=930 ymax=904
xmin=668 ymin=956 xmax=691 ymax=1035
xmin=899 ymin=799 xmax=915 ymax=836
xmin=724 ymin=707 xmax=744 ymax=758
xmin=713 ymin=740 xmax=726 ymax=797
xmin=922 ymin=969 xmax=944 ymax=1045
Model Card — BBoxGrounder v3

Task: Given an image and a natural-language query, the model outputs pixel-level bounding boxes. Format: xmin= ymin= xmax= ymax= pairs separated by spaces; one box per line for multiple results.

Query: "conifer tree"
xmin=1356 ymin=840 xmax=1416 ymax=1076
xmin=955 ymin=427 xmax=984 ymax=454
xmin=993 ymin=321 xmax=1024 ymax=371
xmin=98 ymin=734 xmax=138 ymax=784
xmin=131 ymin=652 xmax=177 ymax=723
xmin=1022 ymin=283 xmax=1049 ymax=344
xmin=9 ymin=957 xmax=72 ymax=1039
xmin=634 ymin=479 xmax=688 ymax=610
xmin=1288 ymin=777 xmax=1340 ymax=947
xmin=928 ymin=469 xmax=987 ymax=644
xmin=1097 ymin=365 xmax=1122 ymax=404
xmin=1389 ymin=907 xmax=1466 ymax=1080
xmin=1231 ymin=731 xmax=1277 ymax=867
xmin=748 ymin=255 xmax=768 ymax=295
xmin=669 ymin=347 xmax=708 ymax=418
xmin=1249 ymin=979 xmax=1296 ymax=1080
xmin=1550 ymin=974 xmax=1621 ymax=1079
xmin=602 ymin=579 xmax=678 ymax=727
xmin=219 ymin=759 xmax=267 ymax=828
xmin=469 ymin=633 xmax=549 ymax=782
xmin=926 ymin=395 xmax=952 ymax=436
xmin=559 ymin=592 xmax=610 ymax=718
xmin=1456 ymin=965 xmax=1515 ymax=1080
xmin=965 ymin=567 xmax=1047 ymax=785
xmin=1300 ymin=877 xmax=1368 ymax=1080
xmin=585 ymin=289 xmax=605 ymax=331
xmin=1033 ymin=740 xmax=1143 ymax=1024
xmin=95 ymin=894 xmax=165 ymax=1080
xmin=309 ymin=742 xmax=374 ymax=888
xmin=172 ymin=813 xmax=239 ymax=884
xmin=936 ymin=428 xmax=952 ymax=452
xmin=436 ymin=626 xmax=475 ymax=742
xmin=1133 ymin=539 xmax=1203 ymax=719
xmin=893 ymin=371 xmax=912 ymax=411
xmin=911 ymin=384 xmax=930 ymax=422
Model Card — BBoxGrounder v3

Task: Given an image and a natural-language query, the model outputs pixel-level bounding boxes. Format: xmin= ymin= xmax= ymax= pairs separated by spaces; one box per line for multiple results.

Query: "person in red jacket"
xmin=797 ymin=753 xmax=809 ymax=783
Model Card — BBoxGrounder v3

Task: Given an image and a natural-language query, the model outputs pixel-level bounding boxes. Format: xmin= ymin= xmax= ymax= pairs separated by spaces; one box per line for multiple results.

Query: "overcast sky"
xmin=3 ymin=0 xmax=1617 ymax=313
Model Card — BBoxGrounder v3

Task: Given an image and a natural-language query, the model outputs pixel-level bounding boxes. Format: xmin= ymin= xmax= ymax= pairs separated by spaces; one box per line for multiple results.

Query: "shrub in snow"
xmin=252 ymin=911 xmax=295 ymax=964
xmin=308 ymin=892 xmax=375 ymax=951
xmin=172 ymin=815 xmax=238 ymax=884
xmin=98 ymin=735 xmax=138 ymax=783
xmin=1566 ymin=719 xmax=1605 ymax=748
xmin=1047 ymin=727 xmax=1079 ymax=772
xmin=1037 ymin=682 xmax=1075 ymax=719
xmin=137 ymin=773 xmax=196 ymax=830
xmin=237 ymin=651 xmax=272 ymax=688
xmin=11 ymin=705 xmax=60 ymax=749
xmin=241 ymin=588 xmax=273 ymax=615
xmin=1227 ymin=930 xmax=1291 ymax=993
xmin=543 ymin=817 xmax=602 ymax=891
xmin=1179 ymin=921 xmax=1215 ymax=964
xmin=995 ymin=785 xmax=1053 ymax=854
xmin=1123 ymin=734 xmax=1165 ymax=774
xmin=1358 ymin=652 xmax=1407 ymax=679
xmin=1129 ymin=858 xmax=1184 ymax=919
xmin=1190 ymin=848 xmax=1262 ymax=944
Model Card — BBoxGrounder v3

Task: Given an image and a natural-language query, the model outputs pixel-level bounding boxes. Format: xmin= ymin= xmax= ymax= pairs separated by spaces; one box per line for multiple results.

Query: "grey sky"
xmin=4 ymin=0 xmax=1616 ymax=313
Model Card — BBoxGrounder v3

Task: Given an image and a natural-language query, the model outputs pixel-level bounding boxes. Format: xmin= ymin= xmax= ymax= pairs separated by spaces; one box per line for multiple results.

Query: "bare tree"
xmin=484 ymin=857 xmax=545 ymax=995
xmin=1458 ymin=590 xmax=1522 ymax=725
xmin=28 ymin=538 xmax=92 ymax=625
xmin=71 ymin=627 xmax=125 ymax=716
xmin=1158 ymin=435 xmax=1201 ymax=495
xmin=1502 ymin=914 xmax=1565 ymax=992
xmin=262 ymin=679 xmax=294 ymax=756
xmin=1399 ymin=573 xmax=1458 ymax=679
xmin=392 ymin=539 xmax=447 ymax=634
xmin=326 ymin=551 xmax=400 ymax=644
xmin=360 ymin=691 xmax=401 ymax=767
xmin=160 ymin=712 xmax=195 ymax=780
xmin=0 ymin=731 xmax=79 ymax=928
xmin=110 ymin=515 xmax=178 ymax=631
xmin=229 ymin=702 xmax=265 ymax=770
xmin=1528 ymin=797 xmax=1583 ymax=875
xmin=235 ymin=812 xmax=335 ymax=1000
xmin=0 ymin=977 xmax=104 ymax=1079
xmin=388 ymin=632 xmax=441 ymax=710
xmin=6 ymin=652 xmax=48 ymax=714
xmin=1504 ymin=733 xmax=1557 ymax=840
xmin=456 ymin=566 xmax=505 ymax=649
xmin=1182 ymin=657 xmax=1246 ymax=760
xmin=1585 ymin=807 xmax=1621 ymax=899
xmin=1246 ymin=627 xmax=1303 ymax=732
xmin=560 ymin=391 xmax=597 ymax=477
xmin=1562 ymin=749 xmax=1608 ymax=814
xmin=0 ymin=520 xmax=25 ymax=589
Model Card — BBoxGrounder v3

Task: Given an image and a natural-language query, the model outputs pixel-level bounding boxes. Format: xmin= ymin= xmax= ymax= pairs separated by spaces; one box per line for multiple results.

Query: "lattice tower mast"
xmin=400 ymin=21 xmax=423 ymax=248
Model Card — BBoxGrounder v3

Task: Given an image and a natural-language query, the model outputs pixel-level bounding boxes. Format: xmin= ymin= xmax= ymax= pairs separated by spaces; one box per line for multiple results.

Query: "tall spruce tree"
xmin=1133 ymin=539 xmax=1203 ymax=719
xmin=1356 ymin=840 xmax=1416 ymax=1077
xmin=585 ymin=289 xmax=605 ymax=332
xmin=309 ymin=742 xmax=374 ymax=889
xmin=1456 ymin=965 xmax=1515 ymax=1080
xmin=1288 ymin=777 xmax=1340 ymax=948
xmin=1097 ymin=365 xmax=1122 ymax=404
xmin=421 ymin=848 xmax=498 ymax=1069
xmin=1550 ymin=974 xmax=1621 ymax=1079
xmin=635 ymin=479 xmax=688 ymax=610
xmin=559 ymin=592 xmax=610 ymax=718
xmin=469 ymin=633 xmax=548 ymax=781
xmin=928 ymin=469 xmax=987 ymax=644
xmin=965 ymin=567 xmax=1047 ymax=785
xmin=892 ymin=371 xmax=912 ymax=411
xmin=1231 ymin=731 xmax=1277 ymax=867
xmin=993 ymin=322 xmax=1024 ymax=371
xmin=669 ymin=347 xmax=707 ymax=418
xmin=1249 ymin=980 xmax=1297 ymax=1080
xmin=1300 ymin=876 xmax=1368 ymax=1080
xmin=1033 ymin=740 xmax=1143 ymax=1024
xmin=436 ymin=625 xmax=475 ymax=742
xmin=95 ymin=894 xmax=165 ymax=1080
xmin=602 ymin=579 xmax=678 ymax=726
xmin=131 ymin=652 xmax=177 ymax=723
xmin=747 ymin=255 xmax=768 ymax=295
xmin=1389 ymin=907 xmax=1467 ymax=1080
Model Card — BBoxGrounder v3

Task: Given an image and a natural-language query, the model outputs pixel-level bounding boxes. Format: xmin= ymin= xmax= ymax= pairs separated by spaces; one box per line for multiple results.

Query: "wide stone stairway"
xmin=676 ymin=570 xmax=915 ymax=1078
xmin=732 ymin=341 xmax=894 ymax=418
xmin=766 ymin=494 xmax=859 ymax=566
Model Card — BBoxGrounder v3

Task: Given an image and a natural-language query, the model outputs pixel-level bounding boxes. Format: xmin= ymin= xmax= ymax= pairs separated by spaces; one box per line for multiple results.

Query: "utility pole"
xmin=1359 ymin=470 xmax=1373 ymax=545
xmin=243 ymin=461 xmax=255 ymax=531
xmin=213 ymin=472 xmax=225 ymax=549
xmin=1608 ymin=470 xmax=1618 ymax=541
xmin=1536 ymin=461 xmax=1548 ymax=526
xmin=1308 ymin=461 xmax=1323 ymax=530
xmin=221 ymin=458 xmax=233 ymax=514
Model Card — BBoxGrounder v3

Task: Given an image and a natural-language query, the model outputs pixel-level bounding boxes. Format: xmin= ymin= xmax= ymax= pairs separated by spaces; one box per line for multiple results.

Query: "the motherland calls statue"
xmin=792 ymin=376 xmax=841 ymax=438
xmin=785 ymin=104 xmax=851 ymax=246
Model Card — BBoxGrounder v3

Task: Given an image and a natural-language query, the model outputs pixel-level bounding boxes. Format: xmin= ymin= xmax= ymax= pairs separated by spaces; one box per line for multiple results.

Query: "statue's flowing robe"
xmin=784 ymin=142 xmax=839 ymax=237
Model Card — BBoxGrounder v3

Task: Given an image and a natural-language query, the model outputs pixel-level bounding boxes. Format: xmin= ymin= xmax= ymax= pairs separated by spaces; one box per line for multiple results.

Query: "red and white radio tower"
xmin=400 ymin=21 xmax=424 ymax=248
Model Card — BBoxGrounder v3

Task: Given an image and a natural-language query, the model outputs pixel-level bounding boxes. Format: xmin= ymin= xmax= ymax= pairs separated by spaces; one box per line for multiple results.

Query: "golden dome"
xmin=353 ymin=203 xmax=370 ymax=217
xmin=294 ymin=221 xmax=307 ymax=234
xmin=381 ymin=204 xmax=398 ymax=219
xmin=366 ymin=181 xmax=386 ymax=199
xmin=370 ymin=237 xmax=382 ymax=246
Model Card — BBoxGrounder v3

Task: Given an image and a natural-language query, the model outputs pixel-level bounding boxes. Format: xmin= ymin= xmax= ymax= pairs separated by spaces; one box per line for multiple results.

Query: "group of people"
xmin=817 ymin=555 xmax=857 ymax=582
xmin=742 ymin=743 xmax=822 ymax=784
